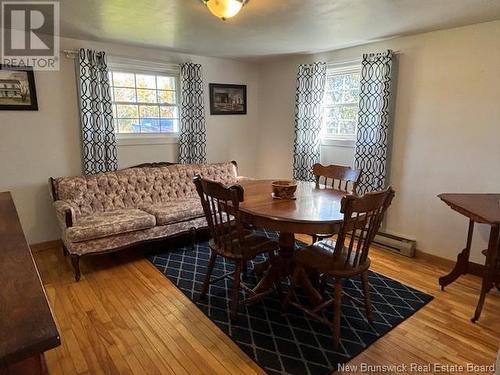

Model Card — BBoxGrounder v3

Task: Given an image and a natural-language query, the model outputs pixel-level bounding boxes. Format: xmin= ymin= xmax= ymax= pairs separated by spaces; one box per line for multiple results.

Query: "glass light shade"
xmin=206 ymin=0 xmax=244 ymax=20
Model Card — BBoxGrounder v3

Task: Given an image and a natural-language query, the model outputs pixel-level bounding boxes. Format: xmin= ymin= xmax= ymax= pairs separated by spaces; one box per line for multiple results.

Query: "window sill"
xmin=321 ymin=138 xmax=356 ymax=148
xmin=116 ymin=134 xmax=179 ymax=146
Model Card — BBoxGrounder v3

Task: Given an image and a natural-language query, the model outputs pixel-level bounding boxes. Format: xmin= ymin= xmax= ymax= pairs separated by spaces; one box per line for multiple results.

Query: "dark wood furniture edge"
xmin=0 ymin=353 xmax=48 ymax=375
xmin=0 ymin=191 xmax=60 ymax=370
xmin=438 ymin=194 xmax=498 ymax=224
xmin=48 ymin=177 xmax=58 ymax=202
xmin=1 ymin=335 xmax=60 ymax=369
xmin=129 ymin=162 xmax=178 ymax=168
xmin=239 ymin=206 xmax=344 ymax=226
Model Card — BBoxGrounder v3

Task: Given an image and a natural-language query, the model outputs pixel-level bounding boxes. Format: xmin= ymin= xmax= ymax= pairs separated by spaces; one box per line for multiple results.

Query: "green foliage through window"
xmin=323 ymin=68 xmax=360 ymax=139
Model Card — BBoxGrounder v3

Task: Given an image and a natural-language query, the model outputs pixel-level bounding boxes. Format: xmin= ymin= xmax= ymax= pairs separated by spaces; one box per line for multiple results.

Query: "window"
xmin=108 ymin=69 xmax=179 ymax=136
xmin=322 ymin=65 xmax=361 ymax=141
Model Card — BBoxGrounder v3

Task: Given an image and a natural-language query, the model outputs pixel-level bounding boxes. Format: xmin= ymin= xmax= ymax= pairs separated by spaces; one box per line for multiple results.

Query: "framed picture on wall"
xmin=0 ymin=65 xmax=38 ymax=111
xmin=209 ymin=83 xmax=247 ymax=115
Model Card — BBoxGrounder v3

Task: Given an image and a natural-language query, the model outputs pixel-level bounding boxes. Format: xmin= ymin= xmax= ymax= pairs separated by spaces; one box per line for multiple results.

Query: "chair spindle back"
xmin=313 ymin=163 xmax=362 ymax=194
xmin=193 ymin=176 xmax=246 ymax=256
xmin=334 ymin=187 xmax=395 ymax=269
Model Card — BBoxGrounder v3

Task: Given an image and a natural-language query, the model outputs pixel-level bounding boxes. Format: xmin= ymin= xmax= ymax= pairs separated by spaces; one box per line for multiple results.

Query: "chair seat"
xmin=295 ymin=239 xmax=371 ymax=277
xmin=209 ymin=233 xmax=278 ymax=260
xmin=67 ymin=209 xmax=156 ymax=242
xmin=140 ymin=198 xmax=204 ymax=226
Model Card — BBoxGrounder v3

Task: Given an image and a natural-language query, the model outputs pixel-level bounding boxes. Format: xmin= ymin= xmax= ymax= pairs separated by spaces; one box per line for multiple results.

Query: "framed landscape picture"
xmin=0 ymin=65 xmax=38 ymax=111
xmin=209 ymin=83 xmax=247 ymax=115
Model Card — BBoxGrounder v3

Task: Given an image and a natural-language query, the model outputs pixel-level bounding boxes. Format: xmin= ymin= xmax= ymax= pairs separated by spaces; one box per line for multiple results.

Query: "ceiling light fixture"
xmin=201 ymin=0 xmax=248 ymax=20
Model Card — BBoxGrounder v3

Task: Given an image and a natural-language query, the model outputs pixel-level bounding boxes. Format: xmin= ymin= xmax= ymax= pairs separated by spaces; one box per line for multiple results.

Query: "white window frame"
xmin=321 ymin=62 xmax=361 ymax=147
xmin=108 ymin=56 xmax=181 ymax=145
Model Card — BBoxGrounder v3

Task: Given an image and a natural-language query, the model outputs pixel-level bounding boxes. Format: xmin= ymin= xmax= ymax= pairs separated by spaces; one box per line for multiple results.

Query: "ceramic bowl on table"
xmin=271 ymin=180 xmax=297 ymax=200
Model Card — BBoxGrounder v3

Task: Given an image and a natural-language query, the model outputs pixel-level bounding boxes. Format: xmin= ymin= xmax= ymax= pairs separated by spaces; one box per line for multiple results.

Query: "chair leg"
xmin=361 ymin=271 xmax=373 ymax=322
xmin=332 ymin=278 xmax=343 ymax=349
xmin=230 ymin=261 xmax=242 ymax=321
xmin=70 ymin=255 xmax=81 ymax=282
xmin=62 ymin=244 xmax=69 ymax=257
xmin=200 ymin=252 xmax=217 ymax=299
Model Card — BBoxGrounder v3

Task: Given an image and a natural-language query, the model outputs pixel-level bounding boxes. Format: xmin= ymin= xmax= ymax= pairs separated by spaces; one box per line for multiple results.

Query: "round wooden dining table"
xmin=238 ymin=179 xmax=347 ymax=304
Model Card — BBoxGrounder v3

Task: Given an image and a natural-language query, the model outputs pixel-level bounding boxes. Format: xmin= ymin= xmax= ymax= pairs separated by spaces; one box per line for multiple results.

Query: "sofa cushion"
xmin=66 ymin=209 xmax=156 ymax=243
xmin=140 ymin=198 xmax=205 ymax=226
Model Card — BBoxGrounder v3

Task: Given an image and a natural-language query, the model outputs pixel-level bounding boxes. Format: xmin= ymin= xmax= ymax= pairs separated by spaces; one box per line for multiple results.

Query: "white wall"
xmin=255 ymin=20 xmax=500 ymax=262
xmin=0 ymin=35 xmax=260 ymax=244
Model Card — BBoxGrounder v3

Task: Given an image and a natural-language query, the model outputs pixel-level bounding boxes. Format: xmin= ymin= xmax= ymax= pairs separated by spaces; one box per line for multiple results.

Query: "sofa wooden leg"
xmin=70 ymin=255 xmax=81 ymax=282
xmin=62 ymin=244 xmax=69 ymax=257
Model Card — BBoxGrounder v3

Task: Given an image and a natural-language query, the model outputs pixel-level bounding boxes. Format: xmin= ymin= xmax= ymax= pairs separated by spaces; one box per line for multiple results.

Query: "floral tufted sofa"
xmin=49 ymin=162 xmax=240 ymax=281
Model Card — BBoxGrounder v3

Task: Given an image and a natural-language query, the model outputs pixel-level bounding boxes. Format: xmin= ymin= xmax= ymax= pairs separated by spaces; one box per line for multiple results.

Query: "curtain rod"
xmin=327 ymin=50 xmax=400 ymax=67
xmin=64 ymin=48 xmax=401 ymax=62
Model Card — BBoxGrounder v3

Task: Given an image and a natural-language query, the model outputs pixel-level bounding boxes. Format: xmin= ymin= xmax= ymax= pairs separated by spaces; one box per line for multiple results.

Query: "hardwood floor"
xmin=34 ymin=235 xmax=499 ymax=375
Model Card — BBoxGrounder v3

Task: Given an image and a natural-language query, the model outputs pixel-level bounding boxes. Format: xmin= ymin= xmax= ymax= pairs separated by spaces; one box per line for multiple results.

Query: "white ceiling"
xmin=58 ymin=0 xmax=500 ymax=59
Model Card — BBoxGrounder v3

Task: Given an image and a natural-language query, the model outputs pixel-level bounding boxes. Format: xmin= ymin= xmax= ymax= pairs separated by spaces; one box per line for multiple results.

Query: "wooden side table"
xmin=438 ymin=193 xmax=500 ymax=322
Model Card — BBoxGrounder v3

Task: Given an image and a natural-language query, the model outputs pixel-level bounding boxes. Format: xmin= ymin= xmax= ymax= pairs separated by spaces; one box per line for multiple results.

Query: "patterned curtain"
xmin=77 ymin=48 xmax=117 ymax=175
xmin=354 ymin=50 xmax=394 ymax=194
xmin=179 ymin=63 xmax=207 ymax=164
xmin=292 ymin=62 xmax=327 ymax=181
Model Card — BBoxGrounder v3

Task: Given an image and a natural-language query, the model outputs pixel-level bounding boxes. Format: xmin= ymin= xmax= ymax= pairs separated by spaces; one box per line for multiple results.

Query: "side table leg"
xmin=472 ymin=225 xmax=499 ymax=323
xmin=439 ymin=220 xmax=474 ymax=291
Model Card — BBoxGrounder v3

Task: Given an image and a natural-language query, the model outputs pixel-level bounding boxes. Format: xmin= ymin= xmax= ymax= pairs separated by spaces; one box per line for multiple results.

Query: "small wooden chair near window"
xmin=311 ymin=163 xmax=362 ymax=243
xmin=284 ymin=187 xmax=395 ymax=348
xmin=193 ymin=176 xmax=279 ymax=320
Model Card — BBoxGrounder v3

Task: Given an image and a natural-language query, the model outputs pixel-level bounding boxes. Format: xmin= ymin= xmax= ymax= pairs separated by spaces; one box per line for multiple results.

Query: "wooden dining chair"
xmin=284 ymin=186 xmax=395 ymax=348
xmin=193 ymin=176 xmax=279 ymax=320
xmin=311 ymin=163 xmax=362 ymax=243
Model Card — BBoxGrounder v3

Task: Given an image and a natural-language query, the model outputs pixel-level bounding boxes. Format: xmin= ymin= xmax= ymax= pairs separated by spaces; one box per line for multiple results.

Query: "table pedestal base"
xmin=251 ymin=232 xmax=323 ymax=306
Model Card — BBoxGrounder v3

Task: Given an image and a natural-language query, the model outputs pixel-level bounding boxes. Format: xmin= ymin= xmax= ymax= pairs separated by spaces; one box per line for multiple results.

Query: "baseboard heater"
xmin=373 ymin=231 xmax=416 ymax=258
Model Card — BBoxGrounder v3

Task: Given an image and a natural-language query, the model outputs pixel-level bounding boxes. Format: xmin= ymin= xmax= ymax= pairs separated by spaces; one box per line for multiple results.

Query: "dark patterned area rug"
xmin=147 ymin=229 xmax=433 ymax=375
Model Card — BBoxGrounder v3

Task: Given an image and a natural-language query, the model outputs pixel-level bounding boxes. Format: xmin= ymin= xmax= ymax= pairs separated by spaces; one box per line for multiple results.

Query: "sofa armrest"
xmin=53 ymin=200 xmax=77 ymax=228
